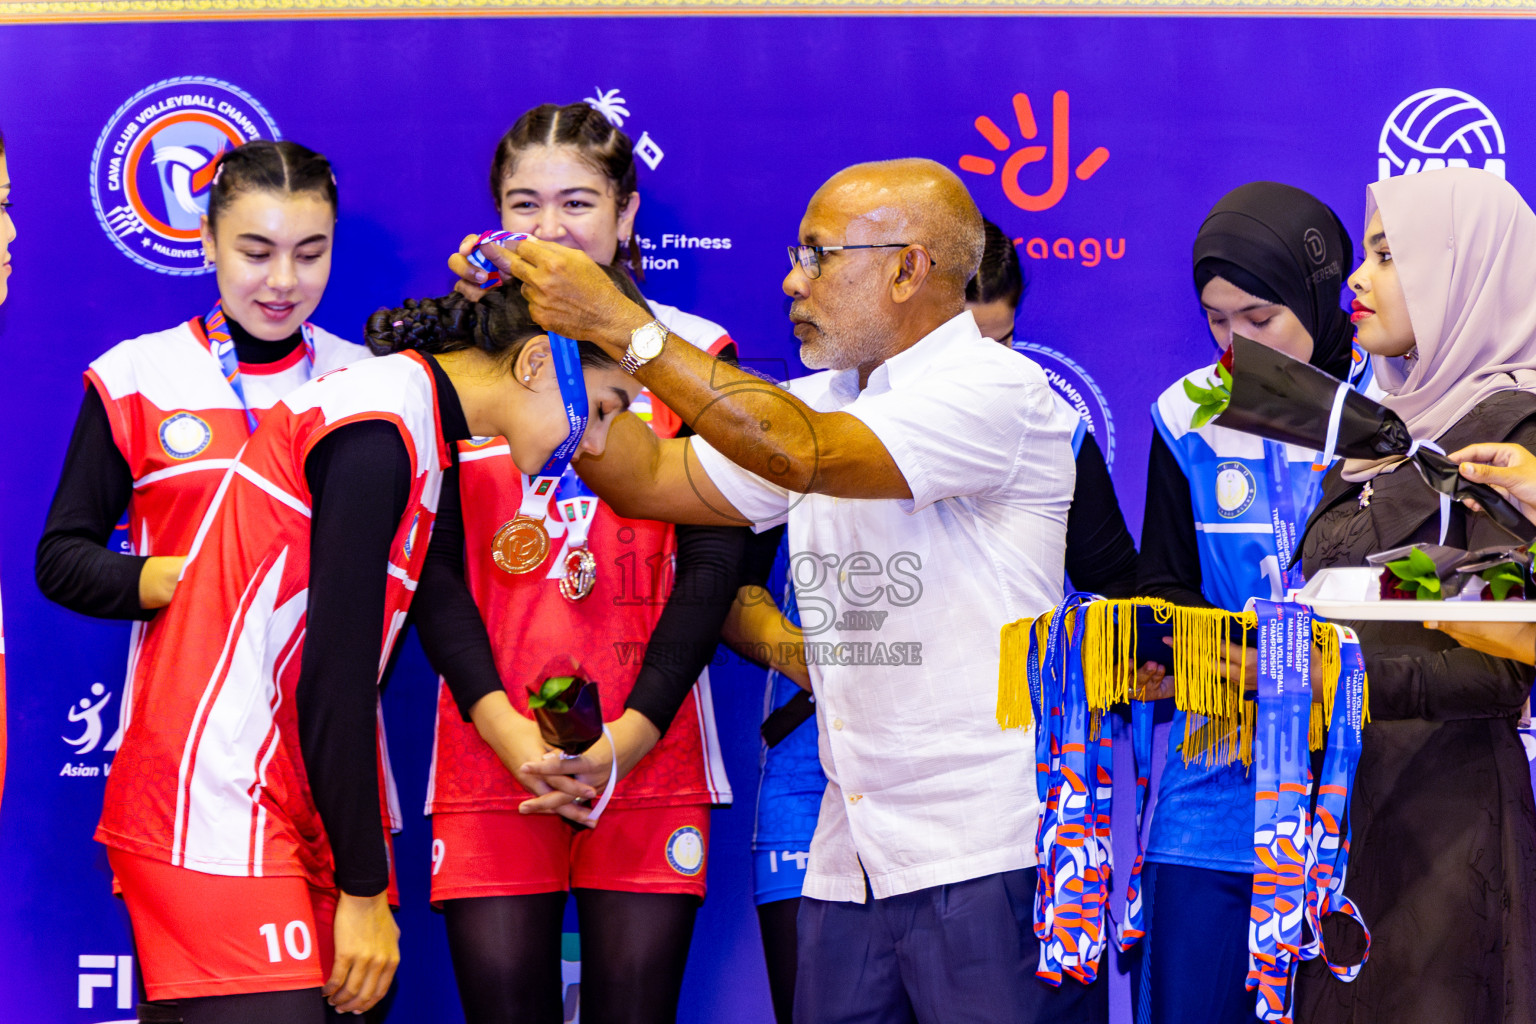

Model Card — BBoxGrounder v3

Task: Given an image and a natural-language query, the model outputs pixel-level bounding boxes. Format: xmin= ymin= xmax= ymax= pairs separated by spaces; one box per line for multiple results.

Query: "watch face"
xmin=633 ymin=322 xmax=667 ymax=359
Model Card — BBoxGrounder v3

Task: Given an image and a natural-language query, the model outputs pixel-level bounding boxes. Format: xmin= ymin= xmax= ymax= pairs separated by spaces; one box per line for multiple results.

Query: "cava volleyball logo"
xmin=1011 ymin=342 xmax=1117 ymax=469
xmin=90 ymin=76 xmax=281 ymax=275
xmin=1379 ymin=88 xmax=1506 ymax=181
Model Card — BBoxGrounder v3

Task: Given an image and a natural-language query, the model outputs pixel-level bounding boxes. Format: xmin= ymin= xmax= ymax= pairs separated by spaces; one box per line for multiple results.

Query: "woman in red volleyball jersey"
xmin=96 ymin=281 xmax=639 ymax=1024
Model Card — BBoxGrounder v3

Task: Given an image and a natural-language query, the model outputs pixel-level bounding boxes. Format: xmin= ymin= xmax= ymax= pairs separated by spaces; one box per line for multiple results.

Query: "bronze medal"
xmin=559 ymin=547 xmax=598 ymax=602
xmin=492 ymin=515 xmax=550 ymax=574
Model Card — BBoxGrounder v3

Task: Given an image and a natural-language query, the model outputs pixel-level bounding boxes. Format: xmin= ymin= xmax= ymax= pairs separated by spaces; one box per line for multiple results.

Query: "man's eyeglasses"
xmin=786 ymin=243 xmax=934 ymax=280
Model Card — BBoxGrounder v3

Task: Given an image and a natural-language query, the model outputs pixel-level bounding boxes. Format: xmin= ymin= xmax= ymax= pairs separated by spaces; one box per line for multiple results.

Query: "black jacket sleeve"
xmin=36 ymin=385 xmax=152 ymax=620
xmin=1363 ymin=632 xmax=1535 ymax=722
xmin=411 ymin=466 xmax=505 ymax=721
xmin=623 ymin=523 xmax=749 ymax=733
xmin=1063 ymin=432 xmax=1139 ymax=599
xmin=1135 ymin=429 xmax=1213 ymax=609
xmin=297 ymin=420 xmax=411 ymax=898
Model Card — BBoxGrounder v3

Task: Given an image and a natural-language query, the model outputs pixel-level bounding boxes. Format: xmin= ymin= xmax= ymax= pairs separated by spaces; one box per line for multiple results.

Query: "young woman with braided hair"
xmin=427 ymin=100 xmax=748 ymax=1024
xmin=94 ymin=281 xmax=638 ymax=1023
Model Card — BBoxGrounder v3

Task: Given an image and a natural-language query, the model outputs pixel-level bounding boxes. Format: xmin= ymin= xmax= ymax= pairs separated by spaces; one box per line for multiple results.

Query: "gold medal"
xmin=492 ymin=515 xmax=550 ymax=574
xmin=559 ymin=547 xmax=598 ymax=602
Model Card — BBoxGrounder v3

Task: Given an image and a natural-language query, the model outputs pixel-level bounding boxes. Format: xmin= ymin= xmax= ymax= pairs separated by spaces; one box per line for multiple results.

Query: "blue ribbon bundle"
xmin=1246 ymin=600 xmax=1369 ymax=1023
xmin=1026 ymin=593 xmax=1153 ymax=985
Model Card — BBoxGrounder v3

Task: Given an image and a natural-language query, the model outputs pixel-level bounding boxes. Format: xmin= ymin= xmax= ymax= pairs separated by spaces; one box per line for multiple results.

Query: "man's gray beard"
xmin=797 ymin=295 xmax=899 ymax=372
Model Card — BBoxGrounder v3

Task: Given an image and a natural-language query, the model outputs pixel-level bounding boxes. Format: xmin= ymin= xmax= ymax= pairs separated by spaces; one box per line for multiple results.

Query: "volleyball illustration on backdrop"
xmin=1378 ymin=87 xmax=1506 ymax=181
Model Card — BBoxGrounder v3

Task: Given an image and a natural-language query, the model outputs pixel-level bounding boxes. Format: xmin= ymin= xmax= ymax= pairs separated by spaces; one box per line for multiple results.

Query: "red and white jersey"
xmin=86 ymin=318 xmax=370 ymax=752
xmin=427 ymin=303 xmax=734 ymax=815
xmin=97 ymin=352 xmax=448 ymax=888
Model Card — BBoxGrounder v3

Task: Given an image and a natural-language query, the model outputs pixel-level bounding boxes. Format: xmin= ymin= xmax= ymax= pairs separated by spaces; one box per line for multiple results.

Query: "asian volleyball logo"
xmin=90 ymin=76 xmax=281 ymax=275
xmin=1379 ymin=88 xmax=1506 ymax=181
xmin=1011 ymin=342 xmax=1117 ymax=469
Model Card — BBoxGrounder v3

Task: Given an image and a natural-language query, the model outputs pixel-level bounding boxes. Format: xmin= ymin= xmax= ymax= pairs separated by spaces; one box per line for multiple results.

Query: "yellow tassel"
xmin=996 ymin=615 xmax=1039 ymax=730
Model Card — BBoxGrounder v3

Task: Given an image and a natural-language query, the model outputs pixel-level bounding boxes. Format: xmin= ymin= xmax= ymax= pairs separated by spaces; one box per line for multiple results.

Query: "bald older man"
xmin=458 ymin=159 xmax=1102 ymax=1024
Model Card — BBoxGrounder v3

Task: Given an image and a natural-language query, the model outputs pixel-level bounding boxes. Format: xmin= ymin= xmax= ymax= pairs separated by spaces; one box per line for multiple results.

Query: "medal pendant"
xmin=492 ymin=515 xmax=550 ymax=574
xmin=559 ymin=547 xmax=598 ymax=602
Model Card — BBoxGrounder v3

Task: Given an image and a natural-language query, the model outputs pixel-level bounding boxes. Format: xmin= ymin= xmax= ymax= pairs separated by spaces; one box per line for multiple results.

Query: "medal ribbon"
xmin=554 ymin=469 xmax=600 ymax=552
xmin=1301 ymin=625 xmax=1370 ymax=981
xmin=205 ymin=299 xmax=316 ymax=435
xmin=1246 ymin=600 xmax=1314 ymax=1023
xmin=1264 ymin=441 xmax=1323 ymax=595
xmin=1028 ymin=594 xmax=1153 ymax=987
xmin=518 ymin=332 xmax=591 ymax=524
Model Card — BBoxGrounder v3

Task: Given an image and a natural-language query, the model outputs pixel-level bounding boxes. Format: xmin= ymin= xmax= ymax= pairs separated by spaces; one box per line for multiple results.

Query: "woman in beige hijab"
xmin=1297 ymin=167 xmax=1536 ymax=1024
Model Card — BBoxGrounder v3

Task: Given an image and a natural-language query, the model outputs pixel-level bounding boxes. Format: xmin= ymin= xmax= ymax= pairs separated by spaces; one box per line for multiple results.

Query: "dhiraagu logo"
xmin=958 ymin=91 xmax=1110 ymax=212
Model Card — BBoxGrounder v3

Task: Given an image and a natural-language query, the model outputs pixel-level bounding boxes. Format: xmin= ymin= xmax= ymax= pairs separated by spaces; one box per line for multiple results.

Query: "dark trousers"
xmin=1129 ymin=861 xmax=1260 ymax=1024
xmin=793 ymin=867 xmax=1108 ymax=1024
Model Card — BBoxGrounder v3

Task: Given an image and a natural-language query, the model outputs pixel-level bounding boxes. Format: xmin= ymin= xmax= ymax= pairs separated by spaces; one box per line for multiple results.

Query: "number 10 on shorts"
xmin=258 ymin=921 xmax=314 ymax=963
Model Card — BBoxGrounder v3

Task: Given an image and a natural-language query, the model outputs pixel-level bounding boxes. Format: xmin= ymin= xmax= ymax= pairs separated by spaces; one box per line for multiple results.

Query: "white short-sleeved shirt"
xmin=691 ymin=311 xmax=1078 ymax=902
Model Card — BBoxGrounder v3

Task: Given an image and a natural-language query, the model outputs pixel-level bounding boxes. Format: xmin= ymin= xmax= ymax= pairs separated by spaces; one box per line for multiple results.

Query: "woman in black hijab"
xmin=1133 ymin=182 xmax=1359 ymax=1024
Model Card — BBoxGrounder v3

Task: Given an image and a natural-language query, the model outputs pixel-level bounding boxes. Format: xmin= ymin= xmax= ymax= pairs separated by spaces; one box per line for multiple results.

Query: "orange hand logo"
xmin=960 ymin=91 xmax=1110 ymax=212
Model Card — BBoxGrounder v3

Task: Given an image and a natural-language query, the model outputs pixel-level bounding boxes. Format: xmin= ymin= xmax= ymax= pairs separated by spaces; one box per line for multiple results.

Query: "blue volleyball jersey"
xmin=1144 ymin=364 xmax=1326 ymax=872
xmin=752 ymin=537 xmax=824 ymax=903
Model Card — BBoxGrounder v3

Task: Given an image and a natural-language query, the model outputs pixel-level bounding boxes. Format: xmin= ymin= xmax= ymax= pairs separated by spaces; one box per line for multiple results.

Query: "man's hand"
xmin=517 ymin=708 xmax=662 ymax=827
xmin=1448 ymin=442 xmax=1536 ymax=524
xmin=1218 ymin=639 xmax=1332 ymax=701
xmin=138 ymin=555 xmax=186 ymax=609
xmin=448 ymin=235 xmax=649 ymax=358
xmin=1426 ymin=619 xmax=1536 ymax=665
xmin=468 ymin=692 xmax=596 ymax=822
xmin=324 ymin=891 xmax=399 ymax=1014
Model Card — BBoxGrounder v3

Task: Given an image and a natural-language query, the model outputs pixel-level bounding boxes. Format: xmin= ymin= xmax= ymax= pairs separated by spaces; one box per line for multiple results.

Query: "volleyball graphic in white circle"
xmin=1378 ymin=88 xmax=1506 ymax=181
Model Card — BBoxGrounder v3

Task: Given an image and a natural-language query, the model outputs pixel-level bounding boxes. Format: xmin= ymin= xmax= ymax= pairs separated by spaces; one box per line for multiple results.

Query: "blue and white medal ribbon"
xmin=492 ymin=332 xmax=590 ymax=575
xmin=205 ymin=299 xmax=316 ymax=434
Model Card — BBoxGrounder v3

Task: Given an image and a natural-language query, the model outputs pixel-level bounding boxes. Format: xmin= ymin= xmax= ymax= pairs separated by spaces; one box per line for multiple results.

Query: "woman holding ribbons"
xmin=425 ymin=100 xmax=746 ymax=1024
xmin=1134 ymin=181 xmax=1363 ymax=1023
xmin=94 ymin=280 xmax=638 ymax=1022
xmin=1295 ymin=167 xmax=1536 ymax=1024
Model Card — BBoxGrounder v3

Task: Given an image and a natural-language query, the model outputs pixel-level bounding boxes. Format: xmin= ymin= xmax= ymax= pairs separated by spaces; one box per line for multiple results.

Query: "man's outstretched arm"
xmin=455 ymin=236 xmax=913 ymax=500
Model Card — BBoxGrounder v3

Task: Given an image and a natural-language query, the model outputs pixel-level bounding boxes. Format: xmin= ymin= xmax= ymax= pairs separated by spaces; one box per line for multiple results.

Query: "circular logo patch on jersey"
xmin=159 ymin=412 xmax=213 ymax=460
xmin=90 ymin=77 xmax=281 ymax=276
xmin=1215 ymin=461 xmax=1256 ymax=519
xmin=1011 ymin=342 xmax=1117 ymax=469
xmin=403 ymin=513 xmax=421 ymax=560
xmin=665 ymin=826 xmax=705 ymax=876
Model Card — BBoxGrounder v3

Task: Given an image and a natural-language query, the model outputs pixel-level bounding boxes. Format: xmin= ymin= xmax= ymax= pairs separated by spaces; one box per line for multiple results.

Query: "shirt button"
xmin=832 ymin=718 xmax=844 ymax=731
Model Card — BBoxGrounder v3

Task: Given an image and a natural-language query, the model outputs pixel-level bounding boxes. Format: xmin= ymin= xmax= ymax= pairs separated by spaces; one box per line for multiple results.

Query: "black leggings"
xmin=444 ymin=889 xmax=701 ymax=1024
xmin=756 ymin=898 xmax=800 ymax=1024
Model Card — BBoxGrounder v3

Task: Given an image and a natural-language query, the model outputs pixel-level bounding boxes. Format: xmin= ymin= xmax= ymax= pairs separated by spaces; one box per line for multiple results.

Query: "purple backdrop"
xmin=1 ymin=15 xmax=1533 ymax=1022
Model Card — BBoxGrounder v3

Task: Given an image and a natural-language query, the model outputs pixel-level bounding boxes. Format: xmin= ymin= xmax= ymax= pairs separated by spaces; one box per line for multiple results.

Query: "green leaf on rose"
xmin=1481 ymin=563 xmax=1526 ymax=601
xmin=528 ymin=675 xmax=576 ymax=712
xmin=1185 ymin=364 xmax=1232 ymax=430
xmin=1385 ymin=547 xmax=1443 ymax=600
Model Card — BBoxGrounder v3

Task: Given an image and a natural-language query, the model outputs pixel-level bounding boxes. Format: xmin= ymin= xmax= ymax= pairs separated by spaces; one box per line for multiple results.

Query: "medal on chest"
xmin=556 ymin=479 xmax=600 ymax=602
xmin=491 ymin=332 xmax=590 ymax=576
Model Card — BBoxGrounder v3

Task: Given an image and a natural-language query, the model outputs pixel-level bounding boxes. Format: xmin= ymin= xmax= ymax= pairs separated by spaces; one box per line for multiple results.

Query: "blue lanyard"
xmin=1263 ymin=441 xmax=1325 ymax=595
xmin=1302 ymin=627 xmax=1371 ymax=982
xmin=535 ymin=332 xmax=590 ymax=478
xmin=1027 ymin=595 xmax=1153 ymax=987
xmin=205 ymin=300 xmax=315 ymax=435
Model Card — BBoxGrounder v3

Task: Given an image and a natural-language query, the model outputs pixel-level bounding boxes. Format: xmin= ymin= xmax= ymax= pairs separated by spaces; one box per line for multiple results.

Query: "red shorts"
xmin=109 ymin=848 xmax=336 ymax=1001
xmin=430 ymin=805 xmax=710 ymax=903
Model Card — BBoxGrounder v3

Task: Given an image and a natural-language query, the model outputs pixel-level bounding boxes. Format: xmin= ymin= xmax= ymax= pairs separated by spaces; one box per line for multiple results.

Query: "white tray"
xmin=1292 ymin=567 xmax=1536 ymax=622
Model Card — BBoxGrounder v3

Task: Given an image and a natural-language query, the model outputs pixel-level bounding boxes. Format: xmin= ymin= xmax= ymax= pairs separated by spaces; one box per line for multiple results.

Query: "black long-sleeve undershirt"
xmin=35 ymin=320 xmax=303 ymax=619
xmin=1064 ymin=431 xmax=1139 ymax=599
xmin=297 ymin=352 xmax=470 ymax=898
xmin=1135 ymin=428 xmax=1213 ymax=608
